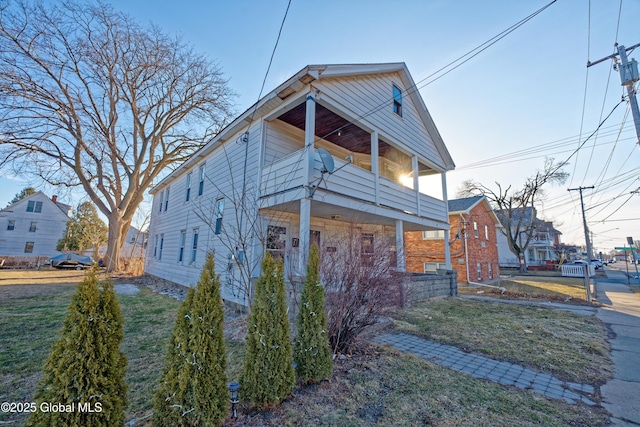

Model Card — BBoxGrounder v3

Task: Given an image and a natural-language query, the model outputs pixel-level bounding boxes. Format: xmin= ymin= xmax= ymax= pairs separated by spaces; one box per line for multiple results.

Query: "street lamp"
xmin=228 ymin=381 xmax=240 ymax=418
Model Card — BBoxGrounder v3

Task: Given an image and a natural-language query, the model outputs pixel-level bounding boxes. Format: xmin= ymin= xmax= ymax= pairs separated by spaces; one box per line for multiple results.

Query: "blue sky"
xmin=2 ymin=0 xmax=639 ymax=253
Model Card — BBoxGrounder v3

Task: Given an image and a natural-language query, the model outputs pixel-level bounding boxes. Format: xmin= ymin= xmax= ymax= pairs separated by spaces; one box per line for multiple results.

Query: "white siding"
xmin=0 ymin=193 xmax=70 ymax=257
xmin=315 ymin=72 xmax=446 ymax=170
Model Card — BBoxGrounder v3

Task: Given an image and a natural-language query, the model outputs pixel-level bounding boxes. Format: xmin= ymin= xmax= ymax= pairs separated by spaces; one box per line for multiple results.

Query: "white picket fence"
xmin=561 ymin=264 xmax=595 ymax=277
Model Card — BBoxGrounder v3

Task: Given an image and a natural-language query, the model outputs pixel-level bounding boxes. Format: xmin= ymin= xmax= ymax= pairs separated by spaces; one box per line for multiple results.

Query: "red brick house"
xmin=406 ymin=196 xmax=501 ymax=283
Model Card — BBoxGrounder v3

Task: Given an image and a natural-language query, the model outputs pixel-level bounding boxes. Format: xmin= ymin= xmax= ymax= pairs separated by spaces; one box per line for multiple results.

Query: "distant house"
xmin=85 ymin=226 xmax=148 ymax=259
xmin=0 ymin=192 xmax=72 ymax=262
xmin=406 ymin=196 xmax=501 ymax=283
xmin=495 ymin=207 xmax=562 ymax=268
xmin=145 ymin=63 xmax=456 ymax=307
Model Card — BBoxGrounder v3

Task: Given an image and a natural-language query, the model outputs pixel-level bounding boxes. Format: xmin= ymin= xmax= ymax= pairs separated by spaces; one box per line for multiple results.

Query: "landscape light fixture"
xmin=228 ymin=381 xmax=240 ymax=418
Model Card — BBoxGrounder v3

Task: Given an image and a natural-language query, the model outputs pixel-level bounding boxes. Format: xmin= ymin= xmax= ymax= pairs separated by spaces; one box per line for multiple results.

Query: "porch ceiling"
xmin=261 ymin=197 xmax=445 ymax=232
xmin=278 ymin=103 xmax=372 ymax=154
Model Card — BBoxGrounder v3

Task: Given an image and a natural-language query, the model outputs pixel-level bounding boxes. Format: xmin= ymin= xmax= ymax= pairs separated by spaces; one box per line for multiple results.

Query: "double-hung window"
xmin=7 ymin=220 xmax=15 ymax=231
xmin=158 ymin=234 xmax=164 ymax=260
xmin=214 ymin=198 xmax=224 ymax=235
xmin=191 ymin=228 xmax=199 ymax=264
xmin=198 ymin=164 xmax=205 ymax=197
xmin=185 ymin=173 xmax=192 ymax=202
xmin=158 ymin=191 xmax=164 ymax=213
xmin=24 ymin=242 xmax=34 ymax=253
xmin=164 ymin=187 xmax=170 ymax=211
xmin=178 ymin=230 xmax=186 ymax=262
xmin=29 ymin=221 xmax=37 ymax=232
xmin=393 ymin=85 xmax=402 ymax=117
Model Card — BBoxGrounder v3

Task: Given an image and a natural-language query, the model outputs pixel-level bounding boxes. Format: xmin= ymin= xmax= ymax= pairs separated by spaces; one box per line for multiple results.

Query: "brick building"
xmin=406 ymin=196 xmax=501 ymax=284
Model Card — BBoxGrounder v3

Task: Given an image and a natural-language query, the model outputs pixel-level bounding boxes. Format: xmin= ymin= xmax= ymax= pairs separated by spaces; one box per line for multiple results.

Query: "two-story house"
xmin=406 ymin=196 xmax=501 ymax=283
xmin=496 ymin=207 xmax=562 ymax=268
xmin=0 ymin=192 xmax=72 ymax=262
xmin=145 ymin=63 xmax=455 ymax=307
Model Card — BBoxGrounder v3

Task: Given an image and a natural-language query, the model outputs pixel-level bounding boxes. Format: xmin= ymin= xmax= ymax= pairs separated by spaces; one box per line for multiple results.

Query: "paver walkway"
xmin=374 ymin=332 xmax=596 ymax=405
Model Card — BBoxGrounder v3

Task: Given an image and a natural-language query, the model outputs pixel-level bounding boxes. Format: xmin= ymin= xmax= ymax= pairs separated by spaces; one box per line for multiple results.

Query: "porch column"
xmin=300 ymin=92 xmax=315 ymax=275
xmin=304 ymin=93 xmax=316 ymax=190
xmin=299 ymin=198 xmax=311 ymax=275
xmin=395 ymin=219 xmax=405 ymax=271
xmin=442 ymin=172 xmax=452 ymax=270
xmin=371 ymin=131 xmax=379 ymax=205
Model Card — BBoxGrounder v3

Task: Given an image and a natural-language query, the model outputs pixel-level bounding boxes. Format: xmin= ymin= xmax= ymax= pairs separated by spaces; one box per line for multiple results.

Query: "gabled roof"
xmin=152 ymin=62 xmax=454 ymax=192
xmin=0 ymin=191 xmax=72 ymax=218
xmin=448 ymin=195 xmax=501 ymax=225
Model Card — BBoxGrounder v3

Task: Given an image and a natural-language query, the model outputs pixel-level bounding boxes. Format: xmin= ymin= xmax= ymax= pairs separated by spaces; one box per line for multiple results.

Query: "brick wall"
xmin=405 ymin=203 xmax=500 ymax=284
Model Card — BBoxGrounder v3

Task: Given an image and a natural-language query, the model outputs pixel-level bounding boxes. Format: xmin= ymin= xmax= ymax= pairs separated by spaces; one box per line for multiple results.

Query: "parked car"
xmin=591 ymin=259 xmax=603 ymax=269
xmin=50 ymin=253 xmax=93 ymax=270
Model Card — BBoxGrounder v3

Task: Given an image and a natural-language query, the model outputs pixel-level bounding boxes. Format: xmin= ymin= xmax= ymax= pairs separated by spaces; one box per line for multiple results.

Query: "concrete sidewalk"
xmin=596 ymin=268 xmax=640 ymax=427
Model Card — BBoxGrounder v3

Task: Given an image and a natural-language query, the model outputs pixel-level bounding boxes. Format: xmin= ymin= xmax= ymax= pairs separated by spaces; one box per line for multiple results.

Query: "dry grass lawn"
xmin=460 ymin=274 xmax=592 ymax=302
xmin=0 ymin=270 xmax=612 ymax=426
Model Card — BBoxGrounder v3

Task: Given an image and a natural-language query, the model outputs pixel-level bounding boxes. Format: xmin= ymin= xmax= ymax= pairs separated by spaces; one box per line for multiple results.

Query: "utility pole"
xmin=588 ymin=43 xmax=640 ymax=148
xmin=568 ymin=186 xmax=594 ymax=259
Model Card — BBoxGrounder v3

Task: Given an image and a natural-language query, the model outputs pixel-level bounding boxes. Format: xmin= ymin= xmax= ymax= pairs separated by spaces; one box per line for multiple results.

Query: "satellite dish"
xmin=317 ymin=148 xmax=335 ymax=174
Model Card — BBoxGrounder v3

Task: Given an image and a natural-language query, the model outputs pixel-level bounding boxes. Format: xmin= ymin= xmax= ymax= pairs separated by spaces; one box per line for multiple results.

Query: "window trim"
xmin=214 ymin=197 xmax=224 ymax=235
xmin=24 ymin=241 xmax=34 ymax=253
xmin=185 ymin=172 xmax=192 ymax=202
xmin=7 ymin=220 xmax=15 ymax=231
xmin=178 ymin=230 xmax=186 ymax=263
xmin=191 ymin=228 xmax=199 ymax=264
xmin=164 ymin=187 xmax=170 ymax=211
xmin=198 ymin=164 xmax=206 ymax=197
xmin=26 ymin=201 xmax=43 ymax=213
xmin=29 ymin=221 xmax=37 ymax=232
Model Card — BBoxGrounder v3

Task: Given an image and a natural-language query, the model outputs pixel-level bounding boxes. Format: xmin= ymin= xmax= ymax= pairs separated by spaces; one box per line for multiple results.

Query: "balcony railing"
xmin=260 ymin=148 xmax=447 ymax=224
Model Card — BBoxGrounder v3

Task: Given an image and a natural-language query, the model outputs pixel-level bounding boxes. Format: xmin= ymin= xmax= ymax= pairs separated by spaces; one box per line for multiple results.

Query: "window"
xmin=424 ymin=262 xmax=446 ymax=273
xmin=24 ymin=241 xmax=34 ymax=253
xmin=361 ymin=233 xmax=374 ymax=266
xmin=26 ymin=201 xmax=42 ymax=213
xmin=158 ymin=191 xmax=164 ymax=213
xmin=29 ymin=221 xmax=37 ymax=232
xmin=473 ymin=222 xmax=478 ymax=238
xmin=158 ymin=234 xmax=164 ymax=260
xmin=153 ymin=235 xmax=159 ymax=258
xmin=191 ymin=228 xmax=199 ymax=263
xmin=393 ymin=85 xmax=402 ymax=117
xmin=485 ymin=225 xmax=489 ymax=240
xmin=488 ymin=263 xmax=493 ymax=279
xmin=422 ymin=230 xmax=445 ymax=240
xmin=178 ymin=230 xmax=186 ymax=262
xmin=164 ymin=187 xmax=170 ymax=211
xmin=477 ymin=263 xmax=482 ymax=281
xmin=214 ymin=198 xmax=224 ymax=235
xmin=198 ymin=164 xmax=206 ymax=197
xmin=7 ymin=220 xmax=15 ymax=231
xmin=266 ymin=226 xmax=286 ymax=260
xmin=185 ymin=173 xmax=192 ymax=202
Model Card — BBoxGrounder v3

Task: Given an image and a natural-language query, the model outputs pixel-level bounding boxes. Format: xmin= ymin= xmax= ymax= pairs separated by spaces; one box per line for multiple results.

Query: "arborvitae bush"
xmin=239 ymin=254 xmax=295 ymax=407
xmin=26 ymin=269 xmax=127 ymax=427
xmin=153 ymin=252 xmax=227 ymax=426
xmin=294 ymin=243 xmax=333 ymax=383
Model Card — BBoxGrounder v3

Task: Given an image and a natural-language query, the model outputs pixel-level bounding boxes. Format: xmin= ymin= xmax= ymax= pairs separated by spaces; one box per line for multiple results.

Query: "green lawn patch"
xmin=394 ymin=298 xmax=612 ymax=385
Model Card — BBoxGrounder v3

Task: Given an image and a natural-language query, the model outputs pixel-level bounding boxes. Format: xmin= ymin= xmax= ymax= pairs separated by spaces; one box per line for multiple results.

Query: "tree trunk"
xmin=104 ymin=215 xmax=125 ymax=272
xmin=518 ymin=253 xmax=527 ymax=273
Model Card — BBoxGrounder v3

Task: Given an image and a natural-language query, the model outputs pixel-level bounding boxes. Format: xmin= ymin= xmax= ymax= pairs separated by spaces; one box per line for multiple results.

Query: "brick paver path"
xmin=375 ymin=332 xmax=596 ymax=405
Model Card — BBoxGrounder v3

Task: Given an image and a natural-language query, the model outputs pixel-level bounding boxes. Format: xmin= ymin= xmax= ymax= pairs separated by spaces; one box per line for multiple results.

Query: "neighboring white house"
xmin=496 ymin=207 xmax=562 ymax=268
xmin=145 ymin=63 xmax=456 ymax=307
xmin=0 ymin=192 xmax=72 ymax=260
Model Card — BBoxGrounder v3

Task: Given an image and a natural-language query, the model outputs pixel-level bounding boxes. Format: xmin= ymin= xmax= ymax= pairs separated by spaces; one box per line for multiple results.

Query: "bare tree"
xmin=458 ymin=158 xmax=568 ymax=273
xmin=0 ymin=1 xmax=234 ymax=271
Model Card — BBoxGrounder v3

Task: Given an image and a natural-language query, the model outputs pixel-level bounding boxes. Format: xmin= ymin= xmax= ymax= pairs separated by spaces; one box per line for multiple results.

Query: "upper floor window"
xmin=158 ymin=191 xmax=164 ymax=213
xmin=473 ymin=222 xmax=479 ymax=238
xmin=198 ymin=164 xmax=206 ymax=197
xmin=7 ymin=220 xmax=15 ymax=231
xmin=214 ymin=198 xmax=224 ymax=235
xmin=164 ymin=187 xmax=170 ymax=211
xmin=185 ymin=173 xmax=192 ymax=202
xmin=393 ymin=85 xmax=402 ymax=117
xmin=29 ymin=221 xmax=37 ymax=232
xmin=485 ymin=225 xmax=489 ymax=240
xmin=26 ymin=201 xmax=42 ymax=213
